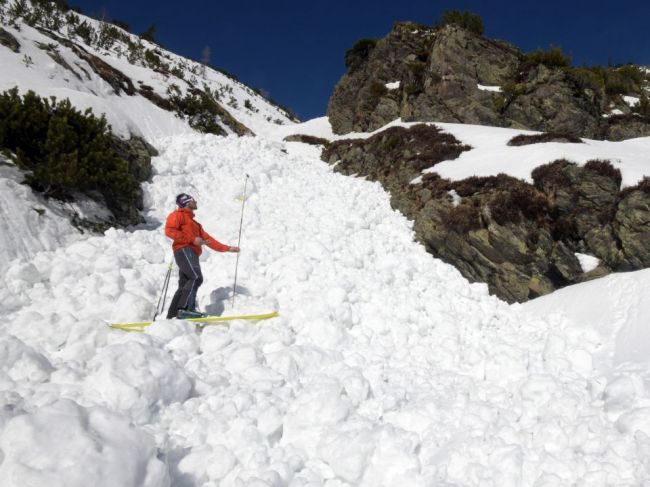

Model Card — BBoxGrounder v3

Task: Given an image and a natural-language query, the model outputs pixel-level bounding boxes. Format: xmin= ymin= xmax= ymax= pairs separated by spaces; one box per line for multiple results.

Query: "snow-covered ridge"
xmin=276 ymin=116 xmax=650 ymax=188
xmin=0 ymin=1 xmax=296 ymax=140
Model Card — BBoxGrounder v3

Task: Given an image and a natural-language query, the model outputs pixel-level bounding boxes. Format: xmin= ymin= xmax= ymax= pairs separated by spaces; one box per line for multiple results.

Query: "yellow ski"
xmin=109 ymin=310 xmax=279 ymax=332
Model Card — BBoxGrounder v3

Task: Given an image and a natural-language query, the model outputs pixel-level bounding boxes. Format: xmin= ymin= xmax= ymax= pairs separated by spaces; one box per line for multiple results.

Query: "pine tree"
xmin=140 ymin=23 xmax=156 ymax=43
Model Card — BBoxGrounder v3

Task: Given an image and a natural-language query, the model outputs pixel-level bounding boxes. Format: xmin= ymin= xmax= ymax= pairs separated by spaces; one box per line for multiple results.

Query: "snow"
xmin=0 ymin=399 xmax=169 ymax=487
xmin=385 ymin=81 xmax=400 ymax=90
xmin=3 ymin=129 xmax=650 ymax=485
xmin=3 ymin=7 xmax=650 ymax=486
xmin=623 ymin=95 xmax=640 ymax=107
xmin=0 ymin=23 xmax=193 ymax=140
xmin=521 ymin=269 xmax=650 ymax=370
xmin=277 ymin=117 xmax=650 ymax=189
xmin=422 ymin=122 xmax=650 ymax=188
xmin=448 ymin=189 xmax=462 ymax=206
xmin=575 ymin=253 xmax=600 ymax=273
xmin=0 ymin=164 xmax=82 ymax=272
xmin=604 ymin=109 xmax=625 ymax=117
xmin=477 ymin=84 xmax=502 ymax=92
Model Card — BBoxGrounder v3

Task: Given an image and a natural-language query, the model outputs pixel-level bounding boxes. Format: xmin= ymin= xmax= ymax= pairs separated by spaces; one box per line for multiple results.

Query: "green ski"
xmin=109 ymin=310 xmax=279 ymax=332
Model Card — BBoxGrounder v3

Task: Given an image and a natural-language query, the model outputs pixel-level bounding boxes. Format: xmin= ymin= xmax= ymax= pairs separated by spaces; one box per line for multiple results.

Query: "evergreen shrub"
xmin=0 ymin=88 xmax=138 ymax=218
xmin=525 ymin=47 xmax=570 ymax=68
xmin=345 ymin=38 xmax=377 ymax=70
xmin=436 ymin=10 xmax=484 ymax=35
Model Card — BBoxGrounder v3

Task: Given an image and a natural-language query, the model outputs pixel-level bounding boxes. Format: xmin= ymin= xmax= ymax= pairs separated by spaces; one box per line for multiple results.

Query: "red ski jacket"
xmin=164 ymin=207 xmax=229 ymax=256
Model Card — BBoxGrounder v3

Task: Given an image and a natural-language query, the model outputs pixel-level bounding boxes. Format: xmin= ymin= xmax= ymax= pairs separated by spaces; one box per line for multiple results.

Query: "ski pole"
xmin=232 ymin=174 xmax=249 ymax=308
xmin=153 ymin=261 xmax=173 ymax=320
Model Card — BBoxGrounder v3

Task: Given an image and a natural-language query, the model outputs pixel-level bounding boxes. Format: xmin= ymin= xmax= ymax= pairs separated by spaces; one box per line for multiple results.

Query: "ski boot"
xmin=177 ymin=309 xmax=207 ymax=319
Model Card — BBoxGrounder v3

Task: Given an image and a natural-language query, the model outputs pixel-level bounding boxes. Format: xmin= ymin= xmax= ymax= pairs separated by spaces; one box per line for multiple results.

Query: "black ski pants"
xmin=166 ymin=247 xmax=204 ymax=318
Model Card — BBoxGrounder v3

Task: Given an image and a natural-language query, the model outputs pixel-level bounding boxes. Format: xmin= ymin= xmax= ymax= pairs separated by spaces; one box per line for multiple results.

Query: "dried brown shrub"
xmin=453 ymin=173 xmax=516 ymax=197
xmin=492 ymin=185 xmax=551 ymax=226
xmin=322 ymin=124 xmax=470 ymax=179
xmin=584 ymin=159 xmax=622 ymax=187
xmin=552 ymin=216 xmax=579 ymax=241
xmin=635 ymin=177 xmax=650 ymax=194
xmin=443 ymin=202 xmax=481 ymax=232
xmin=531 ymin=159 xmax=574 ymax=190
xmin=508 ymin=132 xmax=583 ymax=146
xmin=449 ymin=174 xmax=551 ymax=227
xmin=369 ymin=81 xmax=388 ymax=98
xmin=283 ymin=134 xmax=330 ymax=146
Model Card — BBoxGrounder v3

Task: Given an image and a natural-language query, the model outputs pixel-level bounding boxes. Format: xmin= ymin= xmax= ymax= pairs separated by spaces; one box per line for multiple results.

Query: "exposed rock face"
xmin=322 ymin=125 xmax=650 ymax=302
xmin=0 ymin=27 xmax=20 ymax=52
xmin=283 ymin=134 xmax=330 ymax=146
xmin=68 ymin=43 xmax=137 ymax=95
xmin=601 ymin=114 xmax=650 ymax=142
xmin=617 ymin=187 xmax=650 ymax=268
xmin=501 ymin=64 xmax=601 ymax=136
xmin=328 ymin=22 xmax=650 ymax=140
xmin=111 ymin=136 xmax=158 ymax=183
xmin=106 ymin=136 xmax=158 ymax=227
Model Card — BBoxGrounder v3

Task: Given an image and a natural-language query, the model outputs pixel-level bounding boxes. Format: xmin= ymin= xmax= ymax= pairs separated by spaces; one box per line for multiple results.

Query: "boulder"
xmin=0 ymin=27 xmax=20 ymax=53
xmin=616 ymin=188 xmax=650 ymax=269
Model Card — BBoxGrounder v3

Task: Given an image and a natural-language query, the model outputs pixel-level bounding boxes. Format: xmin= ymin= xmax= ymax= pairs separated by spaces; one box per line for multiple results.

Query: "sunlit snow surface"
xmin=277 ymin=117 xmax=650 ymax=189
xmin=3 ymin=10 xmax=650 ymax=481
xmin=2 ymin=123 xmax=650 ymax=485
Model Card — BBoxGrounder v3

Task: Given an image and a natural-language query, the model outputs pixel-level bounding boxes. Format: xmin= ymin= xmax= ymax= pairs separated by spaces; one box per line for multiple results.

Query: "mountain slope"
xmin=0 ymin=3 xmax=295 ymax=140
xmin=2 ymin=4 xmax=650 ymax=486
xmin=0 ymin=1 xmax=296 ymax=269
xmin=1 ymin=128 xmax=650 ymax=485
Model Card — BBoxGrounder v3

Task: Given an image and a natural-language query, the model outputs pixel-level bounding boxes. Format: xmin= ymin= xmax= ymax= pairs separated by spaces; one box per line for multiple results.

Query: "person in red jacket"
xmin=165 ymin=193 xmax=239 ymax=319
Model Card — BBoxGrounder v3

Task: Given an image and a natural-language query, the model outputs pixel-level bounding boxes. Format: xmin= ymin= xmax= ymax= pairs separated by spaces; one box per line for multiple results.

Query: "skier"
xmin=164 ymin=193 xmax=239 ymax=319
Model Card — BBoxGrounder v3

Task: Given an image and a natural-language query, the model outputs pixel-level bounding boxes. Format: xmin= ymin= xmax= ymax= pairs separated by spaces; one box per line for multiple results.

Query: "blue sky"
xmin=72 ymin=0 xmax=650 ymax=121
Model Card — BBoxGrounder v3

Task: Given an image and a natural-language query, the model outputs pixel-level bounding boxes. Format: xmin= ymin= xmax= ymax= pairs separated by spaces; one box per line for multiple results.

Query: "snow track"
xmin=1 ymin=134 xmax=649 ymax=486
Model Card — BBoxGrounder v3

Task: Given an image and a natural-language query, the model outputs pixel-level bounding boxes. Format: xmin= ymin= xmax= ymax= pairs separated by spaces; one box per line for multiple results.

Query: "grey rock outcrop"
xmin=283 ymin=134 xmax=330 ymax=146
xmin=614 ymin=187 xmax=650 ymax=268
xmin=109 ymin=136 xmax=158 ymax=227
xmin=328 ymin=22 xmax=650 ymax=140
xmin=322 ymin=125 xmax=650 ymax=302
xmin=0 ymin=27 xmax=20 ymax=52
xmin=111 ymin=136 xmax=158 ymax=183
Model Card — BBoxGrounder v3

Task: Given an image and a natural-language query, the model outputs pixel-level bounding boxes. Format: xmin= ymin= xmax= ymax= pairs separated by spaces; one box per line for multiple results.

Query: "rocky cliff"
xmin=328 ymin=22 xmax=650 ymax=141
xmin=323 ymin=125 xmax=650 ymax=302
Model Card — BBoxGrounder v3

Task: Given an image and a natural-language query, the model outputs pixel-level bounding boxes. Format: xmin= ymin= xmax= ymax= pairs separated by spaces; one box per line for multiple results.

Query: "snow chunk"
xmin=478 ymin=84 xmax=502 ymax=92
xmin=385 ymin=81 xmax=401 ymax=90
xmin=0 ymin=335 xmax=53 ymax=388
xmin=575 ymin=253 xmax=600 ymax=273
xmin=0 ymin=399 xmax=169 ymax=487
xmin=623 ymin=96 xmax=640 ymax=107
xmin=84 ymin=341 xmax=192 ymax=423
xmin=448 ymin=189 xmax=461 ymax=207
xmin=283 ymin=378 xmax=350 ymax=455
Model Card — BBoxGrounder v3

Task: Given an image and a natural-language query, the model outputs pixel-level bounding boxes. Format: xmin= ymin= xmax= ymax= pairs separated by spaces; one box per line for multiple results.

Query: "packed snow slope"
xmin=3 ymin=117 xmax=650 ymax=486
